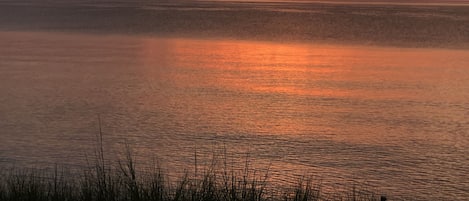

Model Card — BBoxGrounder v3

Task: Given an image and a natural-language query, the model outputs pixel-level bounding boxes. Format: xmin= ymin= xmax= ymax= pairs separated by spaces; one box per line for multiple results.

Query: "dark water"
xmin=1 ymin=1 xmax=469 ymax=200
xmin=1 ymin=0 xmax=469 ymax=47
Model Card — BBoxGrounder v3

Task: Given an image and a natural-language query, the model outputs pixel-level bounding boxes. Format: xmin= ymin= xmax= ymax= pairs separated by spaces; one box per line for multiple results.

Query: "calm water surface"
xmin=1 ymin=31 xmax=469 ymax=200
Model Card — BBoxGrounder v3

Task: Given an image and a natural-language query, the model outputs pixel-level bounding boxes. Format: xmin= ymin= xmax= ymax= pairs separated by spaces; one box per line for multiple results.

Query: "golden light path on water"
xmin=141 ymin=37 xmax=469 ymax=101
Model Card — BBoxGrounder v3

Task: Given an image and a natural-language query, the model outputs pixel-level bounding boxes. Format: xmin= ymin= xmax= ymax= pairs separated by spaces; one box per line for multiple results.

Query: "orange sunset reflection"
xmin=137 ymin=37 xmax=469 ymax=142
xmin=140 ymin=37 xmax=469 ymax=102
xmin=140 ymin=38 xmax=352 ymax=97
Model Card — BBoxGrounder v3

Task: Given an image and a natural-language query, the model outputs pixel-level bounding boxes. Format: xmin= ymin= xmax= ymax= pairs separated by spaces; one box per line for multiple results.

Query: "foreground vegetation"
xmin=0 ymin=132 xmax=385 ymax=201
xmin=0 ymin=157 xmax=384 ymax=201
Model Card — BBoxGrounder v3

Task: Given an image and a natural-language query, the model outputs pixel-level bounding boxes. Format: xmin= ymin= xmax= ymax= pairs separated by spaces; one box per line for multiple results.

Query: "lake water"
xmin=1 ymin=1 xmax=469 ymax=200
xmin=1 ymin=31 xmax=469 ymax=200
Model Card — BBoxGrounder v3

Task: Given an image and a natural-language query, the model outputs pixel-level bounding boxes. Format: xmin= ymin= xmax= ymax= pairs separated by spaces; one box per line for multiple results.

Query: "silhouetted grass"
xmin=0 ymin=151 xmax=384 ymax=201
xmin=0 ymin=128 xmax=384 ymax=201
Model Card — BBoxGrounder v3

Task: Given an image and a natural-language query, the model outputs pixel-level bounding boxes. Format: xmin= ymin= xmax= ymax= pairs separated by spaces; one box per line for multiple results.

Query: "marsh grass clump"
xmin=0 ymin=130 xmax=383 ymax=201
xmin=0 ymin=152 xmax=383 ymax=201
